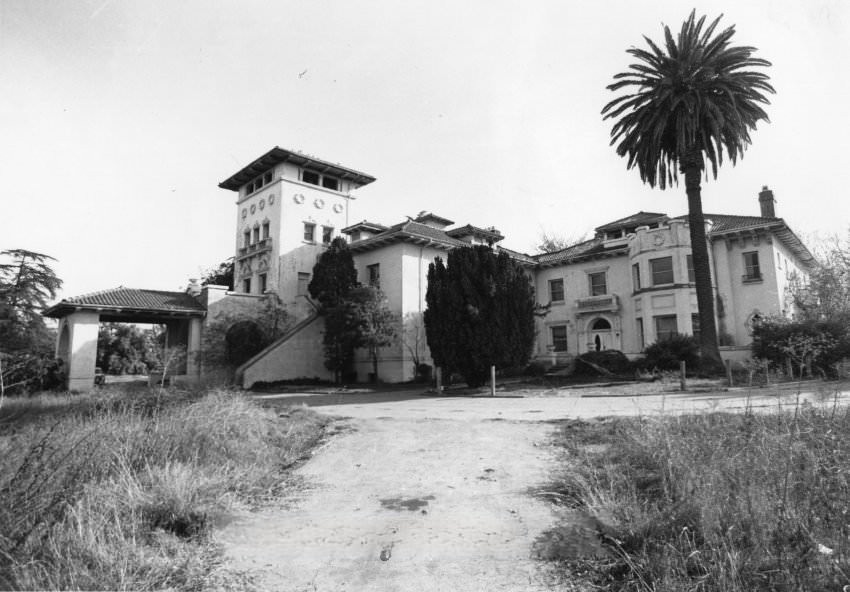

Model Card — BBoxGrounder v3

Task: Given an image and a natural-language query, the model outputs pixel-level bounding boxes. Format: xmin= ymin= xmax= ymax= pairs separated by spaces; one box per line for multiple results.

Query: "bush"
xmin=523 ymin=361 xmax=548 ymax=377
xmin=573 ymin=350 xmax=632 ymax=376
xmin=640 ymin=333 xmax=700 ymax=372
xmin=752 ymin=316 xmax=850 ymax=378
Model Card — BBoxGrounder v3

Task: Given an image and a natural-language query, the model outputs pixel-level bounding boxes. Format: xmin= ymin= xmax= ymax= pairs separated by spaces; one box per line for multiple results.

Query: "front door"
xmin=588 ymin=318 xmax=612 ymax=352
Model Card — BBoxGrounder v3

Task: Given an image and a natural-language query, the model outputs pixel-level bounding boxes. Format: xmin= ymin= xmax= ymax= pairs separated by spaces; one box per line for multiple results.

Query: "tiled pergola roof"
xmin=43 ymin=287 xmax=206 ymax=321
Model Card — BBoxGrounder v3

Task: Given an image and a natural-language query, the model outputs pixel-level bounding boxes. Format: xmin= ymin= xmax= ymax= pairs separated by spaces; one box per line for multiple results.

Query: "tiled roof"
xmin=347 ymin=219 xmax=468 ymax=252
xmin=44 ymin=287 xmax=206 ymax=318
xmin=534 ymin=237 xmax=628 ymax=266
xmin=595 ymin=211 xmax=667 ymax=233
xmin=702 ymin=214 xmax=782 ymax=234
xmin=219 ymin=146 xmax=376 ymax=191
xmin=341 ymin=220 xmax=388 ymax=234
xmin=446 ymin=224 xmax=504 ymax=242
xmin=414 ymin=213 xmax=455 ymax=227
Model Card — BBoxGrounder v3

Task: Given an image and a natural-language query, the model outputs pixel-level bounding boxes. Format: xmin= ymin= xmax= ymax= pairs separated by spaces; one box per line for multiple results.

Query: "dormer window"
xmin=244 ymin=171 xmax=273 ymax=195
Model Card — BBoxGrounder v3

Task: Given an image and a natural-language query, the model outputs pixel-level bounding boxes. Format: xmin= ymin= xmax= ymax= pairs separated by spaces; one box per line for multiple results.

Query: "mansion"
xmin=46 ymin=147 xmax=815 ymax=389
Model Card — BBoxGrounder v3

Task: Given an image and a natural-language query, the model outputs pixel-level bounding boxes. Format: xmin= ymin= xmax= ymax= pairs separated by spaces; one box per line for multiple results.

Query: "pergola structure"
xmin=43 ymin=287 xmax=206 ymax=391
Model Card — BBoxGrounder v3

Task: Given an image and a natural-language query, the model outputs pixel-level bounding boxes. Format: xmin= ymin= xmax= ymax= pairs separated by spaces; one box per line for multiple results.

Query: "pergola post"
xmin=58 ymin=310 xmax=100 ymax=392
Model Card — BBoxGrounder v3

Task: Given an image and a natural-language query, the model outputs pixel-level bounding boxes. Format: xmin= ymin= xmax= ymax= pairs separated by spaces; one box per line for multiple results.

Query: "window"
xmin=297 ymin=272 xmax=310 ymax=296
xmin=743 ymin=251 xmax=761 ymax=280
xmin=632 ymin=263 xmax=641 ymax=291
xmin=687 ymin=255 xmax=695 ymax=283
xmin=654 ymin=315 xmax=678 ymax=341
xmin=244 ymin=170 xmax=274 ymax=195
xmin=259 ymin=273 xmax=267 ymax=293
xmin=636 ymin=318 xmax=645 ymax=350
xmin=589 ymin=272 xmax=607 ymax=296
xmin=322 ymin=226 xmax=334 ymax=245
xmin=549 ymin=278 xmax=564 ymax=302
xmin=650 ymin=256 xmax=674 ymax=286
xmin=253 ymin=226 xmax=260 ymax=244
xmin=551 ymin=325 xmax=568 ymax=352
xmin=691 ymin=313 xmax=700 ymax=341
xmin=262 ymin=222 xmax=270 ymax=240
xmin=243 ymin=230 xmax=251 ymax=248
xmin=303 ymin=223 xmax=315 ymax=243
xmin=243 ymin=278 xmax=252 ymax=294
xmin=302 ymin=169 xmax=341 ymax=191
xmin=368 ymin=263 xmax=381 ymax=288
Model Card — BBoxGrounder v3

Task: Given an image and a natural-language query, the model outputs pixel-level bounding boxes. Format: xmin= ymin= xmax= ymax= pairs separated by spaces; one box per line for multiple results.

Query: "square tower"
xmin=219 ymin=147 xmax=375 ymax=316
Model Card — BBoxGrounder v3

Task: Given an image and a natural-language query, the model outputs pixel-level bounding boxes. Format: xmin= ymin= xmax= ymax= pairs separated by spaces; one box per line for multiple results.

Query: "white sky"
xmin=2 ymin=0 xmax=848 ymax=300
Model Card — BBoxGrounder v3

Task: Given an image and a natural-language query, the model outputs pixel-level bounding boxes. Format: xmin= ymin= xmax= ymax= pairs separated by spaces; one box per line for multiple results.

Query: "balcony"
xmin=575 ymin=293 xmax=620 ymax=313
xmin=237 ymin=237 xmax=273 ymax=261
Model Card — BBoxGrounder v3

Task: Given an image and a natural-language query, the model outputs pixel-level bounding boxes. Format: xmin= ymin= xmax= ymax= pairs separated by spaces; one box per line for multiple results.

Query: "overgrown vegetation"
xmin=640 ymin=333 xmax=701 ymax=372
xmin=752 ymin=316 xmax=850 ymax=379
xmin=0 ymin=387 xmax=328 ymax=590
xmin=547 ymin=399 xmax=850 ymax=590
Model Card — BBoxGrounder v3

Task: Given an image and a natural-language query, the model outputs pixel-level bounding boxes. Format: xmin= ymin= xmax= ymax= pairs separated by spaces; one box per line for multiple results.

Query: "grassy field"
xmin=548 ymin=392 xmax=850 ymax=591
xmin=0 ymin=386 xmax=329 ymax=591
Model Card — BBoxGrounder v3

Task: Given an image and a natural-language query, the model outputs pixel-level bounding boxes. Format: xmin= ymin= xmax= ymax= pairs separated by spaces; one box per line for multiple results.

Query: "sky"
xmin=2 ymin=0 xmax=849 ymax=302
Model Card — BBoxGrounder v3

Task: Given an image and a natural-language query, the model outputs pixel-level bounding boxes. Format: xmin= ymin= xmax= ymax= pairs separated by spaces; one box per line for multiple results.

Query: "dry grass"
xmin=549 ymin=393 xmax=850 ymax=591
xmin=0 ymin=387 xmax=328 ymax=591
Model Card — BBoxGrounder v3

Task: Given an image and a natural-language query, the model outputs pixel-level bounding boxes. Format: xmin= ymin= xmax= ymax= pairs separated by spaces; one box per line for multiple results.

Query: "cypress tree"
xmin=425 ymin=246 xmax=536 ymax=387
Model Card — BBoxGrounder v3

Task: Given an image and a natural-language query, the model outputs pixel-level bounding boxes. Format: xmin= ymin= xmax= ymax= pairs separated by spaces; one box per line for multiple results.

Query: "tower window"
xmin=322 ymin=176 xmax=339 ymax=191
xmin=243 ymin=230 xmax=251 ymax=247
xmin=632 ymin=263 xmax=641 ymax=291
xmin=303 ymin=223 xmax=316 ymax=243
xmin=243 ymin=278 xmax=252 ymax=294
xmin=687 ymin=255 xmax=695 ymax=283
xmin=322 ymin=226 xmax=334 ymax=244
xmin=262 ymin=222 xmax=270 ymax=240
xmin=253 ymin=226 xmax=260 ymax=244
xmin=654 ymin=315 xmax=678 ymax=341
xmin=259 ymin=273 xmax=267 ymax=293
xmin=303 ymin=170 xmax=320 ymax=185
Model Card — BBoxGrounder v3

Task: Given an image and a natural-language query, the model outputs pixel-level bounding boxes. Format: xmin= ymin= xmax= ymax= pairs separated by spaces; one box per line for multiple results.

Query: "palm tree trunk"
xmin=683 ymin=158 xmax=724 ymax=373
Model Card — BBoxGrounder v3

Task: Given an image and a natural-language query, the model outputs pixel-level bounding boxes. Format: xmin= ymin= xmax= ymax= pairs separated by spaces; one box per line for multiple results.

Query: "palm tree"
xmin=602 ymin=11 xmax=774 ymax=370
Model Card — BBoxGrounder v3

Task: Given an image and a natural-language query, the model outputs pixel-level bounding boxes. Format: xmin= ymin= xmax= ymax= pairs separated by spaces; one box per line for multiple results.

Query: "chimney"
xmin=758 ymin=185 xmax=776 ymax=218
xmin=186 ymin=278 xmax=201 ymax=297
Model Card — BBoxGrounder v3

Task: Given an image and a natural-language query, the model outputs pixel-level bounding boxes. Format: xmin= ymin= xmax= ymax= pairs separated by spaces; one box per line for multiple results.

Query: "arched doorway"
xmin=590 ymin=318 xmax=612 ymax=352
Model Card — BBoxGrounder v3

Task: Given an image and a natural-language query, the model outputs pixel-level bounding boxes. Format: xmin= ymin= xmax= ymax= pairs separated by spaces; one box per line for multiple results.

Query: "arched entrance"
xmin=589 ymin=317 xmax=612 ymax=352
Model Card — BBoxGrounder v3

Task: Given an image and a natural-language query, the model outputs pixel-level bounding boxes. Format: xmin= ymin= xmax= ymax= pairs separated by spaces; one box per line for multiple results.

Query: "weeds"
xmin=549 ymin=398 xmax=850 ymax=591
xmin=0 ymin=387 xmax=328 ymax=590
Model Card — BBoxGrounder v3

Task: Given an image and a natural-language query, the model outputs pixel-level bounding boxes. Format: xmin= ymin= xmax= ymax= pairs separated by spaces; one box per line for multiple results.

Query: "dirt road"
xmin=218 ymin=383 xmax=850 ymax=590
xmin=218 ymin=408 xmax=562 ymax=591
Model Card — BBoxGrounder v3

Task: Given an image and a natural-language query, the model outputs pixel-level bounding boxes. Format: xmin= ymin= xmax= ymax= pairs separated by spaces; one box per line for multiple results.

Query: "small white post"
xmin=490 ymin=365 xmax=496 ymax=397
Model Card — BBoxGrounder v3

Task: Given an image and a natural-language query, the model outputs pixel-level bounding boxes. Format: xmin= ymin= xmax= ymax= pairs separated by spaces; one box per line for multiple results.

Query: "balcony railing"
xmin=575 ymin=293 xmax=620 ymax=312
xmin=237 ymin=237 xmax=273 ymax=260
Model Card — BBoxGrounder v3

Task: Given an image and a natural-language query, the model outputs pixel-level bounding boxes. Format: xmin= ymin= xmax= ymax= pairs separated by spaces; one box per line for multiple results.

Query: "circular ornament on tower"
xmin=241 ymin=208 xmax=247 ymax=219
xmin=333 ymin=203 xmax=344 ymax=213
xmin=314 ymin=198 xmax=325 ymax=209
xmin=250 ymin=204 xmax=256 ymax=214
xmin=653 ymin=234 xmax=665 ymax=246
xmin=293 ymin=194 xmax=305 ymax=204
xmin=259 ymin=199 xmax=265 ymax=210
xmin=268 ymin=194 xmax=275 ymax=205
